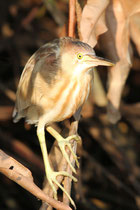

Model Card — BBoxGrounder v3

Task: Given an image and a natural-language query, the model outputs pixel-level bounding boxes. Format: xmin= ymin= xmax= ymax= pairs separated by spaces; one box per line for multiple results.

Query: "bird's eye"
xmin=77 ymin=53 xmax=83 ymax=60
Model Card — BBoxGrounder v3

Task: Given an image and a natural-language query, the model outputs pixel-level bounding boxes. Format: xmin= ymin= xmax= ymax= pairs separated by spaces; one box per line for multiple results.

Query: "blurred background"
xmin=0 ymin=0 xmax=140 ymax=209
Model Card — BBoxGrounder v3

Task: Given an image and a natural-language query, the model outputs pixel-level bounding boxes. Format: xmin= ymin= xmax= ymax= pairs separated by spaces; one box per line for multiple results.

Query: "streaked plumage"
xmin=13 ymin=37 xmax=114 ymax=205
xmin=13 ymin=37 xmax=95 ymax=125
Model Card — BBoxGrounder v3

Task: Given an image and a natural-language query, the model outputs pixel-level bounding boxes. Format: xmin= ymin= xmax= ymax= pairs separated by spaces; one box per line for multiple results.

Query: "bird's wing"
xmin=13 ymin=40 xmax=61 ymax=121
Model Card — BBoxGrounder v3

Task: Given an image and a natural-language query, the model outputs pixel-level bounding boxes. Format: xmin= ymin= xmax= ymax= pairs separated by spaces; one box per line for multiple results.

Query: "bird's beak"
xmin=85 ymin=53 xmax=115 ymax=67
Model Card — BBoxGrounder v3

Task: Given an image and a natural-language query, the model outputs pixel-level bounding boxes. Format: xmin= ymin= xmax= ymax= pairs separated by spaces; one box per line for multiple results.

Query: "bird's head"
xmin=60 ymin=37 xmax=114 ymax=76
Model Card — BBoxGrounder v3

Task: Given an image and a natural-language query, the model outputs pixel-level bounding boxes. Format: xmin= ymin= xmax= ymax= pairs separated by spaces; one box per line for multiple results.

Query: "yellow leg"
xmin=46 ymin=126 xmax=80 ymax=173
xmin=37 ymin=127 xmax=77 ymax=207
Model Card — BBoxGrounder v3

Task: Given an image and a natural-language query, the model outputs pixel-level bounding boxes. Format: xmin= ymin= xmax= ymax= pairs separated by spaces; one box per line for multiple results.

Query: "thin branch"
xmin=75 ymin=0 xmax=82 ymax=40
xmin=0 ymin=149 xmax=72 ymax=210
xmin=63 ymin=120 xmax=79 ymax=206
xmin=68 ymin=0 xmax=76 ymax=37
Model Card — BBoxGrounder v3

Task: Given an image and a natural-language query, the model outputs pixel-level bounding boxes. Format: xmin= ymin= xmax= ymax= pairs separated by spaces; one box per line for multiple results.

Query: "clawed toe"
xmin=58 ymin=138 xmax=80 ymax=173
xmin=66 ymin=134 xmax=81 ymax=142
xmin=47 ymin=170 xmax=76 ymax=208
xmin=55 ymin=171 xmax=78 ymax=182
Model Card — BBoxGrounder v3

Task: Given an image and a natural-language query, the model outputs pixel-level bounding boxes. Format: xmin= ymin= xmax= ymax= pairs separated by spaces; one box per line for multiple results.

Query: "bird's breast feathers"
xmin=43 ymin=72 xmax=92 ymax=123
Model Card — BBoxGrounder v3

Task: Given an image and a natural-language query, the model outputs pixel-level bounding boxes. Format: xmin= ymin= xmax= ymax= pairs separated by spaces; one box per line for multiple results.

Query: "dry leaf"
xmin=80 ymin=0 xmax=109 ymax=47
xmin=106 ymin=0 xmax=140 ymax=123
xmin=80 ymin=0 xmax=140 ymax=123
xmin=80 ymin=0 xmax=110 ymax=108
xmin=105 ymin=0 xmax=132 ymax=122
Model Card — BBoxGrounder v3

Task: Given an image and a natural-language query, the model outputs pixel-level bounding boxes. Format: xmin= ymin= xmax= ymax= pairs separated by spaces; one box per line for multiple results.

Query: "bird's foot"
xmin=57 ymin=134 xmax=81 ymax=173
xmin=46 ymin=126 xmax=80 ymax=173
xmin=46 ymin=167 xmax=77 ymax=207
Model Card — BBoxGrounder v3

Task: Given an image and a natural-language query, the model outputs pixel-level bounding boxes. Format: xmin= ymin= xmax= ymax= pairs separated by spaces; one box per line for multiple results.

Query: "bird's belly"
xmin=52 ymin=77 xmax=91 ymax=122
xmin=39 ymin=74 xmax=91 ymax=124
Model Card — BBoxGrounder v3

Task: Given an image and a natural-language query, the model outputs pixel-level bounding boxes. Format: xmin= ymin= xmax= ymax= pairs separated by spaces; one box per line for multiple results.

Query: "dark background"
xmin=0 ymin=0 xmax=140 ymax=210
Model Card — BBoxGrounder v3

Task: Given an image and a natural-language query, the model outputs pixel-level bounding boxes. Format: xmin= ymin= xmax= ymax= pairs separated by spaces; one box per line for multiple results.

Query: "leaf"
xmin=80 ymin=0 xmax=109 ymax=47
xmin=105 ymin=0 xmax=132 ymax=123
xmin=106 ymin=0 xmax=140 ymax=123
xmin=80 ymin=0 xmax=140 ymax=123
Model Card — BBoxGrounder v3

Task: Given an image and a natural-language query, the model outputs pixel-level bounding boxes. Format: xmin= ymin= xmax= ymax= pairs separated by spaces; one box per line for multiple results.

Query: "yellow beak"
xmin=85 ymin=53 xmax=115 ymax=67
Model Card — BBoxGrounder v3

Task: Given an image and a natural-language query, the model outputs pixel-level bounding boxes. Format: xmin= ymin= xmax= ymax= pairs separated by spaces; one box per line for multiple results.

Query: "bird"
xmin=13 ymin=37 xmax=114 ymax=206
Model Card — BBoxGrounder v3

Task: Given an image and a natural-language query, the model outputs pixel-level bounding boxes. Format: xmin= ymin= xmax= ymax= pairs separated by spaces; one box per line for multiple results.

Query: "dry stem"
xmin=68 ymin=0 xmax=76 ymax=37
xmin=0 ymin=149 xmax=72 ymax=210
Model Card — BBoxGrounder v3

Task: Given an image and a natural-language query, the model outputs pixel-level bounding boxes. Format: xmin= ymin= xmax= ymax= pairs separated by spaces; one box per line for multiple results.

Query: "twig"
xmin=0 ymin=149 xmax=72 ymax=210
xmin=68 ymin=0 xmax=76 ymax=37
xmin=75 ymin=0 xmax=82 ymax=40
xmin=63 ymin=121 xmax=79 ymax=206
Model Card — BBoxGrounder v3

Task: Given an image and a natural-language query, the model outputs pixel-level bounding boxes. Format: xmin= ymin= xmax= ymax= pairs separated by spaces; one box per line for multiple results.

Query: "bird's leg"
xmin=37 ymin=127 xmax=77 ymax=207
xmin=46 ymin=126 xmax=80 ymax=174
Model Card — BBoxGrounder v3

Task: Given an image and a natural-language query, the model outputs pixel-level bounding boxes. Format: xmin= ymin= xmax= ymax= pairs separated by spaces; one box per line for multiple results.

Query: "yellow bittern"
xmin=13 ymin=37 xmax=113 ymax=205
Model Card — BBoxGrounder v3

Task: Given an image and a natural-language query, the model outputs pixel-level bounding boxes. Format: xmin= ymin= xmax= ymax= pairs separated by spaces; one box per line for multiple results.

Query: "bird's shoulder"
xmin=19 ymin=40 xmax=61 ymax=88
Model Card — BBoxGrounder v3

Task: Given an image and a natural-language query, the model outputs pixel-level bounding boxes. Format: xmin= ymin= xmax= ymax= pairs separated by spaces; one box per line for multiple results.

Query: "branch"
xmin=75 ymin=0 xmax=82 ymax=40
xmin=0 ymin=149 xmax=72 ymax=210
xmin=68 ymin=0 xmax=76 ymax=37
xmin=63 ymin=120 xmax=79 ymax=206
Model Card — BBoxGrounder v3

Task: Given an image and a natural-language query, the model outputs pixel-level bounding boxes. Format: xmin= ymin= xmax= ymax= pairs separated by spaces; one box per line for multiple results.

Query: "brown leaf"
xmin=80 ymin=0 xmax=140 ymax=123
xmin=105 ymin=0 xmax=140 ymax=123
xmin=80 ymin=0 xmax=109 ymax=47
xmin=99 ymin=1 xmax=130 ymax=123
xmin=80 ymin=0 xmax=110 ymax=108
xmin=107 ymin=61 xmax=131 ymax=123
